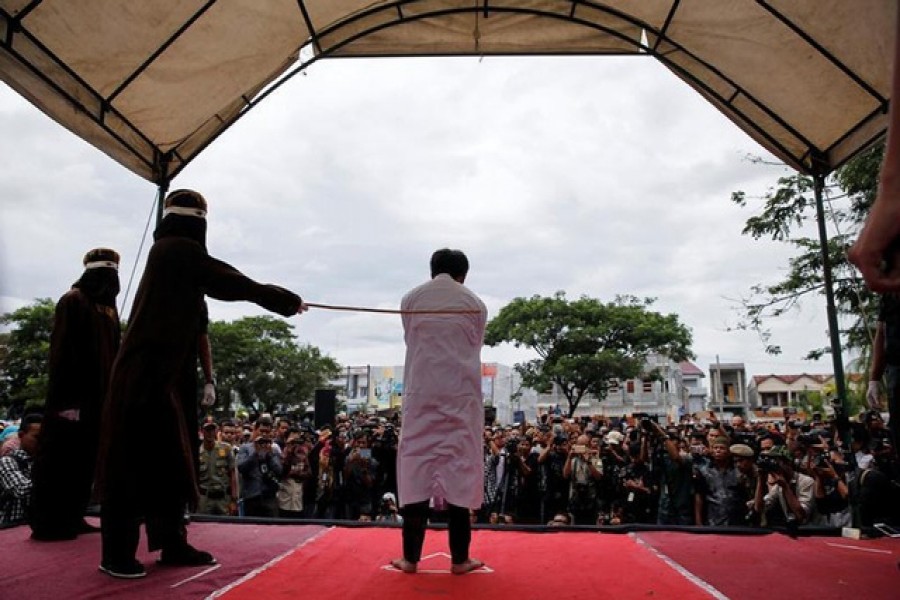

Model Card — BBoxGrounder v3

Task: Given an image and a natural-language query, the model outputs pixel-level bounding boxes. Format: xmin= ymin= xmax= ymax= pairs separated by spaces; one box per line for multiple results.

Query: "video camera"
xmin=379 ymin=424 xmax=397 ymax=446
xmin=871 ymin=433 xmax=893 ymax=453
xmin=813 ymin=452 xmax=831 ymax=469
xmin=756 ymin=454 xmax=782 ymax=474
xmin=634 ymin=412 xmax=658 ymax=433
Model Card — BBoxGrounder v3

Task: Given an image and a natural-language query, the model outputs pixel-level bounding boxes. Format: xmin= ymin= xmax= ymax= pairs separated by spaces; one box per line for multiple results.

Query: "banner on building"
xmin=369 ymin=366 xmax=403 ymax=410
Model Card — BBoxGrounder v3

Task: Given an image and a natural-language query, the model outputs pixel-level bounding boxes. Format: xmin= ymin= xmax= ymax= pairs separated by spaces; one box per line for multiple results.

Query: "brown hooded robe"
xmin=97 ymin=232 xmax=300 ymax=552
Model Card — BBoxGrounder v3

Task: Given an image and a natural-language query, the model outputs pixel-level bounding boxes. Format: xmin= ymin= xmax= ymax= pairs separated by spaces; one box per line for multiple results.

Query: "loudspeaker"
xmin=484 ymin=405 xmax=497 ymax=426
xmin=314 ymin=388 xmax=337 ymax=429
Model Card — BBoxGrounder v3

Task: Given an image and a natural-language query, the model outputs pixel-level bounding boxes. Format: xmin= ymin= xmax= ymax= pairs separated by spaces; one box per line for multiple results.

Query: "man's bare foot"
xmin=390 ymin=558 xmax=417 ymax=573
xmin=451 ymin=558 xmax=483 ymax=575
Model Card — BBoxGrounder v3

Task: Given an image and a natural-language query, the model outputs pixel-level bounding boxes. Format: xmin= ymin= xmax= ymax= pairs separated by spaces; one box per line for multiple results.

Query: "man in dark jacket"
xmin=29 ymin=248 xmax=121 ymax=541
xmin=96 ymin=189 xmax=306 ymax=579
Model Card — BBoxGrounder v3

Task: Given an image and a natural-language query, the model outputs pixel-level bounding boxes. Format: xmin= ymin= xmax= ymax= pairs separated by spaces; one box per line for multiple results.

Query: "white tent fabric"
xmin=0 ymin=1 xmax=895 ymax=184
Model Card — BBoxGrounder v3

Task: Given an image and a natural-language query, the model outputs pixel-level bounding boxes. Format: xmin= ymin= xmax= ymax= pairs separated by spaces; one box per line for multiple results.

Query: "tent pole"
xmin=155 ymin=154 xmax=171 ymax=226
xmin=812 ymin=171 xmax=849 ymax=414
xmin=155 ymin=181 xmax=170 ymax=225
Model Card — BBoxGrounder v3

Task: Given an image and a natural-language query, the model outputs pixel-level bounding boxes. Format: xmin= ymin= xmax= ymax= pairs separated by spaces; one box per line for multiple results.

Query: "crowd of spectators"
xmin=189 ymin=407 xmax=900 ymax=533
xmin=1 ymin=407 xmax=897 ymax=532
xmin=195 ymin=412 xmax=403 ymax=523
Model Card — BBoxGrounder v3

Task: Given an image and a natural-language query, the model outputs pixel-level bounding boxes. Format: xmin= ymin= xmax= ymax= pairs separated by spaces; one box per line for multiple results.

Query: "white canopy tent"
xmin=0 ymin=0 xmax=896 ymax=407
xmin=0 ymin=1 xmax=894 ymax=184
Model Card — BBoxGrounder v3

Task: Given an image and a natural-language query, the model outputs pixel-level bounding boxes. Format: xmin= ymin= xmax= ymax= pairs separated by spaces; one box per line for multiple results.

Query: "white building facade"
xmin=333 ymin=356 xmax=705 ymax=424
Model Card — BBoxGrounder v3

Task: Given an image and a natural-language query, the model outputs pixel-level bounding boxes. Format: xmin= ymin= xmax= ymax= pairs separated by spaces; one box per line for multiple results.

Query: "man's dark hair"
xmin=430 ymin=248 xmax=469 ymax=279
xmin=19 ymin=413 xmax=42 ymax=433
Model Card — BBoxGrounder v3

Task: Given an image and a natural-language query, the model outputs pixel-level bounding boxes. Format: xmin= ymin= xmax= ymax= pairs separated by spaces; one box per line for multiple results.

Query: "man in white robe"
xmin=392 ymin=249 xmax=487 ymax=575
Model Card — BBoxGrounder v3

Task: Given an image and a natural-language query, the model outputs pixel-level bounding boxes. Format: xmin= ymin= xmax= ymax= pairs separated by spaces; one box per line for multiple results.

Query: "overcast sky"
xmin=0 ymin=55 xmax=852 ymax=385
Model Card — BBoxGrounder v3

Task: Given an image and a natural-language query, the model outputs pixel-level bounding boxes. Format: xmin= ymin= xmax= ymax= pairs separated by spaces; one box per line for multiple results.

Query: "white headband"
xmin=84 ymin=260 xmax=118 ymax=271
xmin=164 ymin=206 xmax=207 ymax=219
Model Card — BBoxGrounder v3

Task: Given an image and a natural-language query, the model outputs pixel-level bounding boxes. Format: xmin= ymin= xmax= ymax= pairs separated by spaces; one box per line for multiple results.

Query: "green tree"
xmin=730 ymin=143 xmax=883 ymax=364
xmin=484 ymin=293 xmax=694 ymax=417
xmin=208 ymin=315 xmax=341 ymax=415
xmin=0 ymin=298 xmax=55 ymax=415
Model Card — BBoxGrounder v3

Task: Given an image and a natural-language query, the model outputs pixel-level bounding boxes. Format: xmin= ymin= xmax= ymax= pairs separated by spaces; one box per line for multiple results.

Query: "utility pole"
xmin=714 ymin=354 xmax=722 ymax=419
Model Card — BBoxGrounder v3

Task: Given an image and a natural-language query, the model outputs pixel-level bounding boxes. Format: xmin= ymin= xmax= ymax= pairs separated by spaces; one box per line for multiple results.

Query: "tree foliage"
xmin=484 ymin=293 xmax=694 ymax=417
xmin=207 ymin=315 xmax=341 ymax=415
xmin=0 ymin=298 xmax=55 ymax=416
xmin=0 ymin=301 xmax=342 ymax=419
xmin=730 ymin=143 xmax=883 ymax=364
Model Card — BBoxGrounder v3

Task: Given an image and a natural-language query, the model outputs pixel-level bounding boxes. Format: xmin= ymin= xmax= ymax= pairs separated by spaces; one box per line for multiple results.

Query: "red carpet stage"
xmin=0 ymin=519 xmax=897 ymax=599
xmin=215 ymin=528 xmax=711 ymax=600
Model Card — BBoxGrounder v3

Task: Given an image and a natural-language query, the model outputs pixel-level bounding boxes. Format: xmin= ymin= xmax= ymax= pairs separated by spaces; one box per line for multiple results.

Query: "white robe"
xmin=397 ymin=273 xmax=487 ymax=509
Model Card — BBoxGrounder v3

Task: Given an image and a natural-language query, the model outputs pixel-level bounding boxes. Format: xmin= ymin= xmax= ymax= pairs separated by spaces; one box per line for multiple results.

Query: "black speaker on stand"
xmin=484 ymin=405 xmax=497 ymax=426
xmin=314 ymin=388 xmax=337 ymax=429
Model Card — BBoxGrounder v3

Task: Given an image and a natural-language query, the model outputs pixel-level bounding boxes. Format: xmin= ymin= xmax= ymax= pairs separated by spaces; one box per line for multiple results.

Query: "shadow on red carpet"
xmin=0 ymin=517 xmax=326 ymax=600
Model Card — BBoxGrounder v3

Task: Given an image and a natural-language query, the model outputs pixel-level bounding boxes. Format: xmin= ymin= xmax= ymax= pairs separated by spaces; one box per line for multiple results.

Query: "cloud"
xmin=0 ymin=55 xmax=843 ymax=383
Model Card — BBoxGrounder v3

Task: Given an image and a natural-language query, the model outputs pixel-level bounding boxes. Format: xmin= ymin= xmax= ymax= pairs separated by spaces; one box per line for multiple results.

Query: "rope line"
xmin=305 ymin=302 xmax=482 ymax=315
xmin=119 ymin=188 xmax=159 ymax=315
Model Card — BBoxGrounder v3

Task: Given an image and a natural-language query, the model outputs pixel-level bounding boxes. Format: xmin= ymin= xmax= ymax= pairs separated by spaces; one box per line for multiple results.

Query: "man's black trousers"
xmin=400 ymin=501 xmax=470 ymax=565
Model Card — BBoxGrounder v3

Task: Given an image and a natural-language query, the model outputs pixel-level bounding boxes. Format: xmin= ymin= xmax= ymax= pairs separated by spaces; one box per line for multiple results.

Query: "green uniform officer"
xmin=197 ymin=421 xmax=236 ymax=515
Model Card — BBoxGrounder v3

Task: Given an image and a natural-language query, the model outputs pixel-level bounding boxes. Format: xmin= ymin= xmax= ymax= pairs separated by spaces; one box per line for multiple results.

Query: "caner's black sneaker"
xmin=77 ymin=519 xmax=101 ymax=534
xmin=99 ymin=560 xmax=147 ymax=579
xmin=157 ymin=544 xmax=217 ymax=567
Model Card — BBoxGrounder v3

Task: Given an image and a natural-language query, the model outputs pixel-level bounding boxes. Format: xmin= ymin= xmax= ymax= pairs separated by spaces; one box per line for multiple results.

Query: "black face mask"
xmin=73 ymin=267 xmax=120 ymax=308
xmin=153 ymin=213 xmax=207 ymax=248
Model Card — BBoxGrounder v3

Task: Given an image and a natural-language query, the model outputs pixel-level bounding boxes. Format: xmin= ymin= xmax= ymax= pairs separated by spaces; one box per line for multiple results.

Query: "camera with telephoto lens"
xmin=505 ymin=437 xmax=520 ymax=454
xmin=553 ymin=433 xmax=568 ymax=446
xmin=798 ymin=429 xmax=830 ymax=446
xmin=756 ymin=454 xmax=782 ymax=474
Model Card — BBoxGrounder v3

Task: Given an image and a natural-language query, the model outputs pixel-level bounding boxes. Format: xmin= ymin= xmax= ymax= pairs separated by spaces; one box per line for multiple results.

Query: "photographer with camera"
xmin=481 ymin=429 xmax=504 ymax=521
xmin=371 ymin=421 xmax=399 ymax=502
xmin=276 ymin=429 xmax=311 ymax=519
xmin=644 ymin=418 xmax=694 ymax=526
xmin=237 ymin=429 xmax=283 ymax=518
xmin=562 ymin=434 xmax=603 ymax=525
xmin=376 ymin=492 xmax=403 ymax=524
xmin=613 ymin=428 xmax=652 ymax=524
xmin=538 ymin=429 xmax=570 ymax=524
xmin=344 ymin=430 xmax=379 ymax=521
xmin=808 ymin=446 xmax=852 ymax=527
xmin=753 ymin=445 xmax=814 ymax=529
xmin=864 ymin=411 xmax=898 ymax=472
xmin=596 ymin=431 xmax=627 ymax=523
xmin=688 ymin=431 xmax=710 ymax=470
xmin=487 ymin=434 xmax=527 ymax=524
xmin=512 ymin=436 xmax=542 ymax=524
